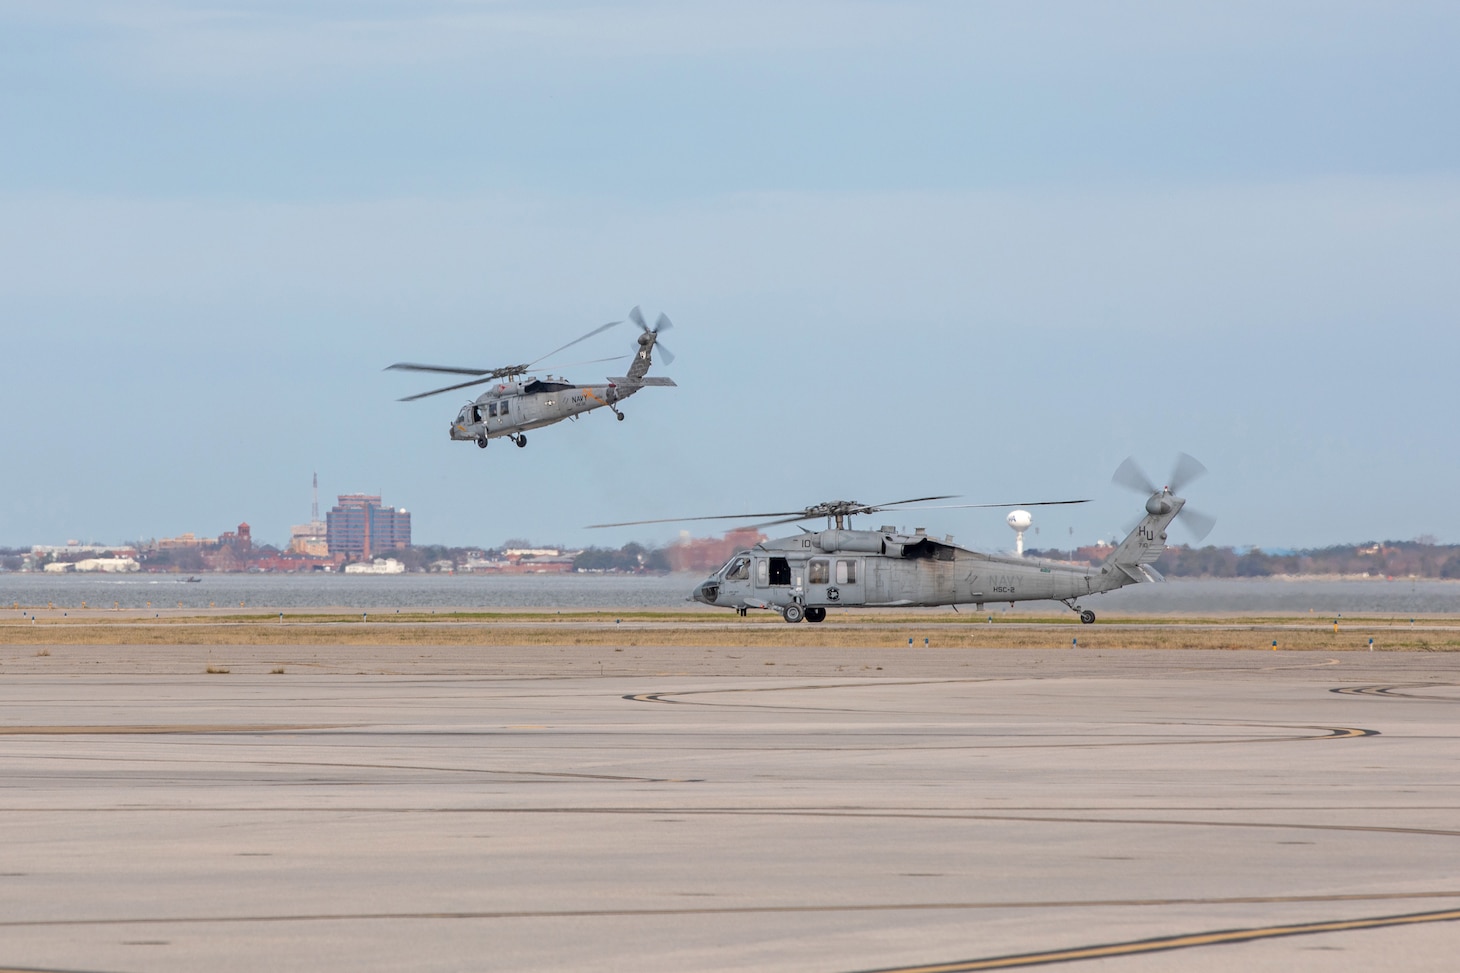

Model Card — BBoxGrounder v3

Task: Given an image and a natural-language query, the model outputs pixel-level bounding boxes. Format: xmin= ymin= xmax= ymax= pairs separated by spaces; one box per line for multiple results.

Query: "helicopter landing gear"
xmin=476 ymin=438 xmax=488 ymax=449
xmin=616 ymin=411 xmax=626 ymax=421
xmin=514 ymin=434 xmax=527 ymax=448
xmin=782 ymin=603 xmax=805 ymax=624
xmin=805 ymin=606 xmax=826 ymax=623
xmin=1061 ymin=599 xmax=1096 ymax=624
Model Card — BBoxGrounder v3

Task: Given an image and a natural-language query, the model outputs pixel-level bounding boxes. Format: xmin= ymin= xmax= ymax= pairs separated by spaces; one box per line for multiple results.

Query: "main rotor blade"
xmin=586 ymin=510 xmax=808 ymax=529
xmin=386 ymin=362 xmax=491 ymax=376
xmin=1169 ymin=452 xmax=1208 ymax=495
xmin=746 ymin=515 xmax=817 ymax=530
xmin=1179 ymin=506 xmax=1217 ymax=543
xmin=899 ymin=500 xmax=1092 ymax=517
xmin=1112 ymin=457 xmax=1158 ymax=495
xmin=541 ymin=354 xmax=628 ymax=372
xmin=865 ymin=495 xmax=961 ymax=509
xmin=527 ymin=318 xmax=624 ymax=369
xmin=397 ymin=376 xmax=496 ymax=402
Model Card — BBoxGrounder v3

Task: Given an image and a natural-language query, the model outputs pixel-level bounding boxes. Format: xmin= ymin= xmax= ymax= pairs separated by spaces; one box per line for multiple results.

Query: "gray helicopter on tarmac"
xmin=387 ymin=307 xmax=676 ymax=449
xmin=589 ymin=456 xmax=1214 ymax=623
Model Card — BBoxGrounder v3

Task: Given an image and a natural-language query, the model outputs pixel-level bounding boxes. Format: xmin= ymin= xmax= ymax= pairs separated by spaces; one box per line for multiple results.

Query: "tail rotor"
xmin=629 ymin=305 xmax=675 ymax=365
xmin=1113 ymin=452 xmax=1216 ymax=543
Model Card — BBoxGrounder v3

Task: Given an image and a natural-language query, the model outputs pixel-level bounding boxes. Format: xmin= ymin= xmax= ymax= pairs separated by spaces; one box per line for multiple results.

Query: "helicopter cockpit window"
xmin=722 ymin=556 xmax=750 ymax=581
xmin=807 ymin=559 xmax=830 ymax=585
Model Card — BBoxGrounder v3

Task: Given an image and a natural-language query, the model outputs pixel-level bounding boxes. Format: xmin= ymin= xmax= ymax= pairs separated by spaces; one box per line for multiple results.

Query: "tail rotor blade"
xmin=1112 ymin=457 xmax=1157 ymax=495
xmin=629 ymin=305 xmax=649 ymax=332
xmin=653 ymin=312 xmax=673 ymax=334
xmin=1179 ymin=506 xmax=1216 ymax=543
xmin=656 ymin=341 xmax=676 ymax=366
xmin=1169 ymin=453 xmax=1208 ymax=495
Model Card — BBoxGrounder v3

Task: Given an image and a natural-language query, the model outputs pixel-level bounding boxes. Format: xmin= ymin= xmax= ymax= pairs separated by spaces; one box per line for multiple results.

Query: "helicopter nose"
xmin=694 ymin=581 xmax=719 ymax=605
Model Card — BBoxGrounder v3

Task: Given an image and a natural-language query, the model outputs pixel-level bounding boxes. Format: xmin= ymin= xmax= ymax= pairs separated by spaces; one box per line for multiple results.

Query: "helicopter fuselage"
xmin=451 ymin=378 xmax=621 ymax=443
xmin=449 ymin=374 xmax=674 ymax=446
xmin=692 ymin=493 xmax=1181 ymax=623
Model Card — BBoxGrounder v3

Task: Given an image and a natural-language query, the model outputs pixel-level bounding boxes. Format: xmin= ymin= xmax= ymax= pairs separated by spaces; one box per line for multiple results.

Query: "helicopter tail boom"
xmin=607 ymin=376 xmax=677 ymax=388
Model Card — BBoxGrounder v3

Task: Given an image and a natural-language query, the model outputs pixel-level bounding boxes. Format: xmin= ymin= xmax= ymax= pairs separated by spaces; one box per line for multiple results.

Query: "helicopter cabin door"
xmin=755 ymin=557 xmax=792 ymax=590
xmin=806 ymin=556 xmax=863 ymax=606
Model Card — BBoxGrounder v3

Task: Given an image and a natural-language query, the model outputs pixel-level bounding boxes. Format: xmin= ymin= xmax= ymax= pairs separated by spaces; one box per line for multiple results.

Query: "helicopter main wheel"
xmin=782 ymin=603 xmax=805 ymax=624
xmin=1080 ymin=609 xmax=1096 ymax=624
xmin=616 ymin=412 xmax=625 ymax=422
xmin=515 ymin=435 xmax=527 ymax=448
xmin=805 ymin=606 xmax=826 ymax=623
xmin=476 ymin=438 xmax=488 ymax=449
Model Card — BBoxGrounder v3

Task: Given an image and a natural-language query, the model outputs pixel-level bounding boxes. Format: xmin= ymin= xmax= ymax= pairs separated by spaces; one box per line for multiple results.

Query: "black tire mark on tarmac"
xmin=628 ymin=683 xmax=1379 ymax=748
xmin=1332 ymin=683 xmax=1460 ymax=700
xmin=847 ymin=906 xmax=1460 ymax=972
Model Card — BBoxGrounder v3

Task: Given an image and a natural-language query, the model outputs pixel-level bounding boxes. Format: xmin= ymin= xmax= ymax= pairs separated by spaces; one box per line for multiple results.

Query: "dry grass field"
xmin=3 ymin=608 xmax=1458 ymax=652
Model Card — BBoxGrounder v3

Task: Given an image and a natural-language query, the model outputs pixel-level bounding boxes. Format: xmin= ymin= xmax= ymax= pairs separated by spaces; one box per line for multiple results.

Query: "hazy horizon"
xmin=4 ymin=2 xmax=1458 ymax=554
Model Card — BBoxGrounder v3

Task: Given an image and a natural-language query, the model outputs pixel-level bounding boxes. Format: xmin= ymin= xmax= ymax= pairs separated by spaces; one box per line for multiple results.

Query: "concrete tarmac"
xmin=1 ymin=645 xmax=1458 ymax=972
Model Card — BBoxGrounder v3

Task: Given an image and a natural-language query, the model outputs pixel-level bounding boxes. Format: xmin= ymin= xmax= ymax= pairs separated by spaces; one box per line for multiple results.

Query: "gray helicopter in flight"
xmin=387 ymin=307 xmax=676 ymax=449
xmin=590 ymin=456 xmax=1213 ymax=623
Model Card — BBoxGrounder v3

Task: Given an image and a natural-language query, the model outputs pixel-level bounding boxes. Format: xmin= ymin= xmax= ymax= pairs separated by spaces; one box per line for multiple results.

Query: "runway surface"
xmin=1 ymin=645 xmax=1458 ymax=971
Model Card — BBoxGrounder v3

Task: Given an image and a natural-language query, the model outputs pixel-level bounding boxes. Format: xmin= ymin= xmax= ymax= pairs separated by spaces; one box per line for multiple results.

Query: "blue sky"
xmin=3 ymin=1 xmax=1458 ymax=554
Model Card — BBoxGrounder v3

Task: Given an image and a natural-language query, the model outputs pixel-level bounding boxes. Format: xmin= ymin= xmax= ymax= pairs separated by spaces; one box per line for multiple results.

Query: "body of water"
xmin=2 ymin=573 xmax=1457 ymax=615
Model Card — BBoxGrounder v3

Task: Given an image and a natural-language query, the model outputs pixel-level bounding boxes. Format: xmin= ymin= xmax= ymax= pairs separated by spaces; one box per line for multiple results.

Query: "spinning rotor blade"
xmin=589 ymin=496 xmax=965 ymax=530
xmin=1114 ymin=453 xmax=1208 ymax=497
xmin=629 ymin=308 xmax=676 ymax=364
xmin=862 ymin=494 xmax=958 ymax=508
xmin=587 ymin=510 xmax=810 ymax=529
xmin=543 ymin=354 xmax=628 ymax=371
xmin=910 ymin=499 xmax=1090 ymax=512
xmin=527 ymin=318 xmax=625 ymax=369
xmin=1112 ymin=456 xmax=1158 ymax=495
xmin=1179 ymin=506 xmax=1217 ymax=543
xmin=1112 ymin=453 xmax=1216 ymax=542
xmin=1168 ymin=452 xmax=1208 ymax=495
xmin=386 ymin=362 xmax=494 ymax=377
xmin=397 ymin=376 xmax=499 ymax=402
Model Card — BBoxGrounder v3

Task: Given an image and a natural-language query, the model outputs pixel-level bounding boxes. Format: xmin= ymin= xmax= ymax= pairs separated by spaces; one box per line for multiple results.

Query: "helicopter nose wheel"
xmin=1080 ymin=610 xmax=1096 ymax=624
xmin=476 ymin=438 xmax=488 ymax=449
xmin=514 ymin=434 xmax=527 ymax=448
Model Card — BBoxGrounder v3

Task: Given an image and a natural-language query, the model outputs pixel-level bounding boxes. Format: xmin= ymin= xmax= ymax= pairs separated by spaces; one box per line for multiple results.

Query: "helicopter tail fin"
xmin=1103 ymin=496 xmax=1184 ymax=583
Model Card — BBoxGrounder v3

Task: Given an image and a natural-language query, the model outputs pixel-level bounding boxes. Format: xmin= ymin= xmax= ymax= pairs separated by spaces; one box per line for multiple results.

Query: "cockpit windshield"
xmin=720 ymin=554 xmax=751 ymax=581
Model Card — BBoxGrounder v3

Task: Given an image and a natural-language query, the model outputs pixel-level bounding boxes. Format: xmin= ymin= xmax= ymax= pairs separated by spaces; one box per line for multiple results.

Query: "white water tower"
xmin=1006 ymin=509 xmax=1033 ymax=557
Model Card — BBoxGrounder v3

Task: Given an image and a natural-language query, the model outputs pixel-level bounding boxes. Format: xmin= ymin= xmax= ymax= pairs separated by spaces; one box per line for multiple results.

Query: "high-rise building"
xmin=326 ymin=495 xmax=411 ymax=560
